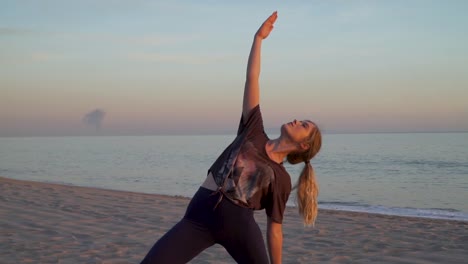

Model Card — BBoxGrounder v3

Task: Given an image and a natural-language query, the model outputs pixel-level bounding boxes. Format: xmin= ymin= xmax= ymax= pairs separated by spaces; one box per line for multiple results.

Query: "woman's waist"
xmin=201 ymin=172 xmax=266 ymax=207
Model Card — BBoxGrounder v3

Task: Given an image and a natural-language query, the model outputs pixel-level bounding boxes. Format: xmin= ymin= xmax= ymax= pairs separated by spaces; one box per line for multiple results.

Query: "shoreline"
xmin=1 ymin=176 xmax=468 ymax=263
xmin=1 ymin=176 xmax=466 ymax=223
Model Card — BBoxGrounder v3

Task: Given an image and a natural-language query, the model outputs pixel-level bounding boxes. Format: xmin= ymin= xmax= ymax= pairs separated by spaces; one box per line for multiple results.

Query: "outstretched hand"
xmin=256 ymin=11 xmax=278 ymax=40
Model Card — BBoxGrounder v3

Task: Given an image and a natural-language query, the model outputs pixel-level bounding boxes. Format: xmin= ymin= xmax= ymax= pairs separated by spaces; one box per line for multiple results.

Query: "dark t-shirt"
xmin=207 ymin=104 xmax=292 ymax=223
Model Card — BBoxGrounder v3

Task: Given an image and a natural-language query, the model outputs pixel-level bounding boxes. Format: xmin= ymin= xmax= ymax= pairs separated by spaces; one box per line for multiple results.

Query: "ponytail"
xmin=295 ymin=161 xmax=319 ymax=227
xmin=287 ymin=121 xmax=322 ymax=227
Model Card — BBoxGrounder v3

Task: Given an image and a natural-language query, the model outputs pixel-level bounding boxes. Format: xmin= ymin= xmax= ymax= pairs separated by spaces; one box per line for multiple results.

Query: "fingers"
xmin=256 ymin=11 xmax=277 ymax=38
xmin=270 ymin=11 xmax=278 ymax=23
xmin=265 ymin=11 xmax=278 ymax=25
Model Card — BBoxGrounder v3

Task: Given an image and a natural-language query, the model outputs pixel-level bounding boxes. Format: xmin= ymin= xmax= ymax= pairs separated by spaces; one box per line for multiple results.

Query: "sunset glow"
xmin=1 ymin=1 xmax=467 ymax=136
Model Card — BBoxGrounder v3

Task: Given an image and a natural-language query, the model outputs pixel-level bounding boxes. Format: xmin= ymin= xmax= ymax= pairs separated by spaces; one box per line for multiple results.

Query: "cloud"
xmin=30 ymin=52 xmax=66 ymax=61
xmin=0 ymin=27 xmax=35 ymax=36
xmin=128 ymin=34 xmax=201 ymax=46
xmin=48 ymin=32 xmax=201 ymax=48
xmin=82 ymin=108 xmax=105 ymax=131
xmin=127 ymin=52 xmax=238 ymax=65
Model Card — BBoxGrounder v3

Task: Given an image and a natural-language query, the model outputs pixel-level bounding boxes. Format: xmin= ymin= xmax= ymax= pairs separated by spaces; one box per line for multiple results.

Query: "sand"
xmin=1 ymin=176 xmax=467 ymax=264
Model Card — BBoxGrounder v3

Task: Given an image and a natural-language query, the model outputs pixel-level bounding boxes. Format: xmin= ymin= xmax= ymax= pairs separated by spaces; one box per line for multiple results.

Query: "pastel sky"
xmin=1 ymin=0 xmax=467 ymax=136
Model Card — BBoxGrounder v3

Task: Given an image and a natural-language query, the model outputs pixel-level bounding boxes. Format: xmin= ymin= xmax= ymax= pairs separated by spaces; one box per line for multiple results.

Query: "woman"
xmin=141 ymin=11 xmax=322 ymax=264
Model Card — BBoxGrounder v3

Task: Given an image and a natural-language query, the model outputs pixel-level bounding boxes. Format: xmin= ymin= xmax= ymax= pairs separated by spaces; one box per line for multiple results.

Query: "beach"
xmin=1 ymin=176 xmax=467 ymax=264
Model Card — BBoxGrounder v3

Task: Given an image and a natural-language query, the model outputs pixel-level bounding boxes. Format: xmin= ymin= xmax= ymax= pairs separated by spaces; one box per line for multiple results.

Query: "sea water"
xmin=1 ymin=133 xmax=467 ymax=221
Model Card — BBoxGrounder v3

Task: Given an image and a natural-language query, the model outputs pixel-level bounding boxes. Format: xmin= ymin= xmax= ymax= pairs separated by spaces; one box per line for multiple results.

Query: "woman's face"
xmin=281 ymin=119 xmax=315 ymax=144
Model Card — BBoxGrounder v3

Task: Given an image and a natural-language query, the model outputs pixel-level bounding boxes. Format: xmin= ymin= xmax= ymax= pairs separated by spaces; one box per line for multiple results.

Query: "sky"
xmin=1 ymin=0 xmax=467 ymax=136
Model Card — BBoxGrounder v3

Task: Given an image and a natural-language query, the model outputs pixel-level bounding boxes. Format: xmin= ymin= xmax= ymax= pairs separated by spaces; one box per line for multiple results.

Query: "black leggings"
xmin=140 ymin=187 xmax=269 ymax=264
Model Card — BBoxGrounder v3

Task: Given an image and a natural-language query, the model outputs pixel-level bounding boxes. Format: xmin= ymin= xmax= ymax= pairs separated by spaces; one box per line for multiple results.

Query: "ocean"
xmin=1 ymin=133 xmax=467 ymax=221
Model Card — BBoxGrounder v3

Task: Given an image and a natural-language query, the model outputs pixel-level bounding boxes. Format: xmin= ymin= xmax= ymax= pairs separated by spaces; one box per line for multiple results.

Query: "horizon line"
xmin=1 ymin=130 xmax=467 ymax=138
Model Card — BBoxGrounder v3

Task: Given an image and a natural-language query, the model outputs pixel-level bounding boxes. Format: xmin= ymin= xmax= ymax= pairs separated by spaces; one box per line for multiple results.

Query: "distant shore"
xmin=1 ymin=176 xmax=467 ymax=263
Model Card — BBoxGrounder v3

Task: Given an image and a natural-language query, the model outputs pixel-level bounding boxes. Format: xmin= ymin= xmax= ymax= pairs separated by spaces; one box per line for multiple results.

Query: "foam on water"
xmin=317 ymin=202 xmax=468 ymax=221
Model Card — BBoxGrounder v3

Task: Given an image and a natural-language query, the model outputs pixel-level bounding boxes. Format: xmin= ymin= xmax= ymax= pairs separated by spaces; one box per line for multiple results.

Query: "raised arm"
xmin=242 ymin=11 xmax=278 ymax=121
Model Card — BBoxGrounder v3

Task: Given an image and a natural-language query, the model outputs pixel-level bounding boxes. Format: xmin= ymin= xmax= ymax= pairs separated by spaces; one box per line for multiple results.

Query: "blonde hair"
xmin=287 ymin=122 xmax=322 ymax=227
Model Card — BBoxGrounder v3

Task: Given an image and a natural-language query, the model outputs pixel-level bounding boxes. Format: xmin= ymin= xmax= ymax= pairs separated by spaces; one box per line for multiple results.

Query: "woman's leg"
xmin=219 ymin=219 xmax=269 ymax=264
xmin=140 ymin=187 xmax=217 ymax=264
xmin=214 ymin=199 xmax=269 ymax=264
xmin=140 ymin=218 xmax=215 ymax=264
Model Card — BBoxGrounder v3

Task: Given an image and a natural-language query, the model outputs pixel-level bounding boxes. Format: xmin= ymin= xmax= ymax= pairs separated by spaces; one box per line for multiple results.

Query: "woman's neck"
xmin=265 ymin=136 xmax=297 ymax=164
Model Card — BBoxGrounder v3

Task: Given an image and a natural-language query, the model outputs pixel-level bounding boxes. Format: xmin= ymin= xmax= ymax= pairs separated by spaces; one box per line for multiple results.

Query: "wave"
xmin=311 ymin=201 xmax=468 ymax=222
